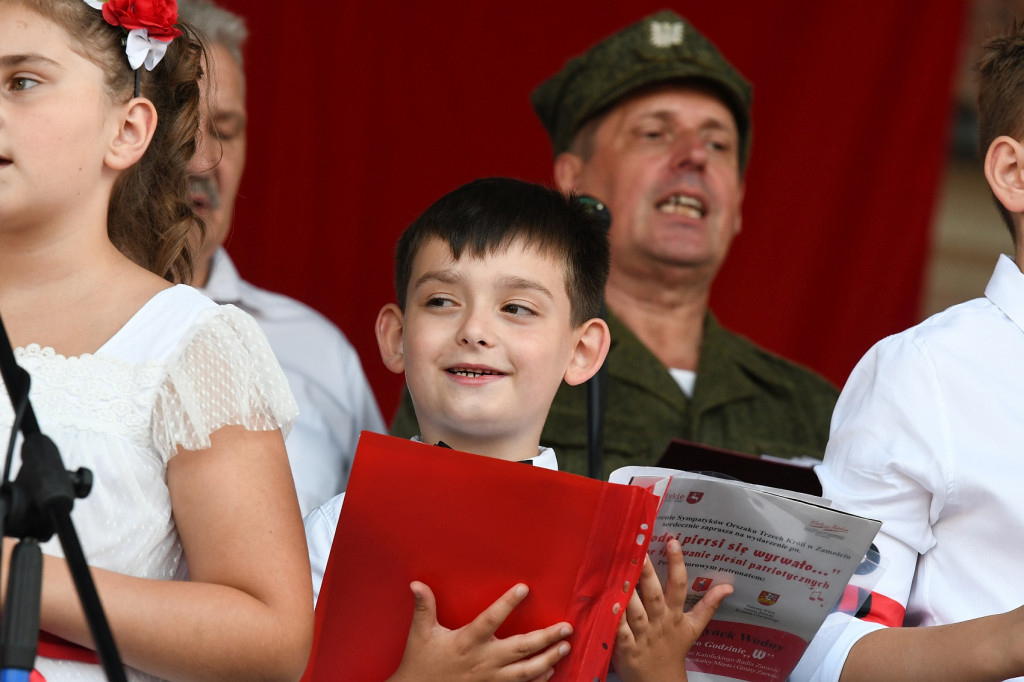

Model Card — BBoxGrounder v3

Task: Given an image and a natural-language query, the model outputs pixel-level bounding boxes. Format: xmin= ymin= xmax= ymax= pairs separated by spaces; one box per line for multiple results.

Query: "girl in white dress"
xmin=0 ymin=1 xmax=312 ymax=680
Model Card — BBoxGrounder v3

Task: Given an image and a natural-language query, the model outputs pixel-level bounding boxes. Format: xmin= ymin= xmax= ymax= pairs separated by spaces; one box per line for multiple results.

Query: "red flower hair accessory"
xmin=82 ymin=0 xmax=182 ymax=70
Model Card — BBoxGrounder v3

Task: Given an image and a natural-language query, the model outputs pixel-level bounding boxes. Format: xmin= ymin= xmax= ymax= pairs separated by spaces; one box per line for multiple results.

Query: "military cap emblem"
xmin=530 ymin=9 xmax=753 ymax=170
xmin=649 ymin=20 xmax=684 ymax=48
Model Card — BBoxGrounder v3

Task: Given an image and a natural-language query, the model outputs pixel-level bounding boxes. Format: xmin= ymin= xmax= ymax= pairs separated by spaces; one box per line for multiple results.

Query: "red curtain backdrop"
xmin=210 ymin=0 xmax=967 ymax=422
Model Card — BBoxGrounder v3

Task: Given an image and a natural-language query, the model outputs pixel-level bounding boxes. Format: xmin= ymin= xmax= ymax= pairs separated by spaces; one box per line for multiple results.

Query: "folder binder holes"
xmin=637 ymin=522 xmax=649 ymax=546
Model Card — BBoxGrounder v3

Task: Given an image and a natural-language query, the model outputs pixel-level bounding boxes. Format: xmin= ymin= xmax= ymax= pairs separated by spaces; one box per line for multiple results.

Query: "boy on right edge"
xmin=304 ymin=177 xmax=732 ymax=681
xmin=790 ymin=21 xmax=1024 ymax=682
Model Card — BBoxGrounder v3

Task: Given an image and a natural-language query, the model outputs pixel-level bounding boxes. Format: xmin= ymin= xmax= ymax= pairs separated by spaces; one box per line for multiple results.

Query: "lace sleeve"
xmin=152 ymin=305 xmax=299 ymax=460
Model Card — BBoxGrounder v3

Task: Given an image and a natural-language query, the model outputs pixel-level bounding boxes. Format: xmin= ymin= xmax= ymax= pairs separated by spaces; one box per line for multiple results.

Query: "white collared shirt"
xmin=792 ymin=254 xmax=1024 ymax=682
xmin=201 ymin=248 xmax=385 ymax=514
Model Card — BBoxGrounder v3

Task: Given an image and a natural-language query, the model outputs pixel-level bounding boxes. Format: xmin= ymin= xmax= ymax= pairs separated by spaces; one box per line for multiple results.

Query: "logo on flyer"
xmin=686 ymin=491 xmax=703 ymax=504
xmin=810 ymin=520 xmax=849 ymax=534
xmin=692 ymin=577 xmax=714 ymax=592
xmin=757 ymin=591 xmax=780 ymax=606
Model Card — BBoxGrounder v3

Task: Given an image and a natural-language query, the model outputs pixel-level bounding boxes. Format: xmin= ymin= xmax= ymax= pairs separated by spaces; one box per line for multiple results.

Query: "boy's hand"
xmin=612 ymin=539 xmax=733 ymax=682
xmin=387 ymin=581 xmax=573 ymax=682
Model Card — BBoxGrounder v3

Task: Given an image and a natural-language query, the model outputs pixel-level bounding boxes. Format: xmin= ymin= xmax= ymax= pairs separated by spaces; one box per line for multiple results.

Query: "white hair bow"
xmin=80 ymin=0 xmax=174 ymax=71
xmin=125 ymin=29 xmax=171 ymax=70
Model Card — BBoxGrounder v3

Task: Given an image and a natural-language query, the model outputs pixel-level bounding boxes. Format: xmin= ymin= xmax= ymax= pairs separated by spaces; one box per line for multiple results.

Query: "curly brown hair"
xmin=12 ymin=0 xmax=207 ymax=282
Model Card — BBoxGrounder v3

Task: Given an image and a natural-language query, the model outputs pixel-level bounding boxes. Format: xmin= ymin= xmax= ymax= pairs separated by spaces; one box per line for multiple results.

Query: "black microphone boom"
xmin=0 ymin=311 xmax=127 ymax=681
xmin=578 ymin=195 xmax=610 ymax=480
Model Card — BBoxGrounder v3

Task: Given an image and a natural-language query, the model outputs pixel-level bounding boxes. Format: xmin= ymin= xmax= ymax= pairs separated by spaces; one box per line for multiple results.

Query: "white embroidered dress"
xmin=0 ymin=285 xmax=298 ymax=681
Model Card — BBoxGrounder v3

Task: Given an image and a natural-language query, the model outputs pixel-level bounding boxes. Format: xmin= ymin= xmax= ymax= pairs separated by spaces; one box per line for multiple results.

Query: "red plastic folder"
xmin=302 ymin=432 xmax=658 ymax=681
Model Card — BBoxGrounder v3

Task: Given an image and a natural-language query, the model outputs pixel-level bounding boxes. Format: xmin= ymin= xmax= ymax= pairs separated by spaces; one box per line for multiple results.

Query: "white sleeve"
xmin=304 ymin=492 xmax=344 ymax=607
xmin=793 ymin=332 xmax=949 ymax=681
xmin=284 ymin=329 xmax=385 ymax=514
xmin=151 ymin=305 xmax=299 ymax=460
xmin=819 ymin=331 xmax=949 ymax=608
xmin=791 ymin=612 xmax=886 ymax=682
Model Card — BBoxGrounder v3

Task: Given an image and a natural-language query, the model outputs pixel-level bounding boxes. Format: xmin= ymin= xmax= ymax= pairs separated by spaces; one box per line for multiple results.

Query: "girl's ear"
xmin=105 ymin=97 xmax=158 ymax=171
xmin=563 ymin=317 xmax=611 ymax=386
xmin=375 ymin=303 xmax=407 ymax=375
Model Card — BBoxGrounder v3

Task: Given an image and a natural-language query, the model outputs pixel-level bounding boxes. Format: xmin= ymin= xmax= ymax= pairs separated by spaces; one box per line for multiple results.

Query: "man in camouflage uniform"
xmin=392 ymin=11 xmax=837 ymax=478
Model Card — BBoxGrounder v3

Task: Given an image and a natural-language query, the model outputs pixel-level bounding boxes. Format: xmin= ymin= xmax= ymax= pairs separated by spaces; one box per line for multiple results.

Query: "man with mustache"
xmin=180 ymin=0 xmax=385 ymax=514
xmin=392 ymin=11 xmax=838 ymax=477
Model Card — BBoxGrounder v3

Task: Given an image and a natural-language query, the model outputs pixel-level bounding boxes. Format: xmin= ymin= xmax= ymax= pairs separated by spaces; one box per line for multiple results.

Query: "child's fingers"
xmin=636 ymin=554 xmax=668 ymax=618
xmin=407 ymin=581 xmax=439 ymax=632
xmin=466 ymin=583 xmax=532 ymax=641
xmin=663 ymin=538 xmax=691 ymax=612
xmin=526 ymin=666 xmax=559 ymax=682
xmin=687 ymin=583 xmax=734 ymax=631
xmin=623 ymin=579 xmax=651 ymax=636
xmin=617 ymin=592 xmax=641 ymax=647
xmin=498 ymin=620 xmax=573 ymax=663
xmin=526 ymin=671 xmax=556 ymax=682
xmin=499 ymin=632 xmax=572 ymax=682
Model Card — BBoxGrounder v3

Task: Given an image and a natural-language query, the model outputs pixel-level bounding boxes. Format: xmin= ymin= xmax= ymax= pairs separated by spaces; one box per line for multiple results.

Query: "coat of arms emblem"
xmin=692 ymin=577 xmax=714 ymax=592
xmin=649 ymin=20 xmax=684 ymax=48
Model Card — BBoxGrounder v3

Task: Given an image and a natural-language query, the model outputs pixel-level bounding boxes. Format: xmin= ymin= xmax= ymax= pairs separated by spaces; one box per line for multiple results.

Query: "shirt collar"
xmin=411 ymin=436 xmax=559 ymax=471
xmin=985 ymin=253 xmax=1024 ymax=334
xmin=199 ymin=247 xmax=243 ymax=305
xmin=531 ymin=447 xmax=559 ymax=471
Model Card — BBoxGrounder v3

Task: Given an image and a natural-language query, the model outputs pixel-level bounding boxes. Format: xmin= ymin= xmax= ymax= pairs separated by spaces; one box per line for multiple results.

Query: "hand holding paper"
xmin=387 ymin=581 xmax=573 ymax=682
xmin=611 ymin=465 xmax=882 ymax=682
xmin=613 ymin=539 xmax=734 ymax=682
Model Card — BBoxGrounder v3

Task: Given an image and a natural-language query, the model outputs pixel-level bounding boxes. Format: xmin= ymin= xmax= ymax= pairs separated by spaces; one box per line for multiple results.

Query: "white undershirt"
xmin=668 ymin=367 xmax=696 ymax=397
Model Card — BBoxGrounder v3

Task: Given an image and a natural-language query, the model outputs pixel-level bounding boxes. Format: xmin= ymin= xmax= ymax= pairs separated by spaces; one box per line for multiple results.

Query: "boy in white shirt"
xmin=791 ymin=22 xmax=1024 ymax=682
xmin=304 ymin=177 xmax=732 ymax=681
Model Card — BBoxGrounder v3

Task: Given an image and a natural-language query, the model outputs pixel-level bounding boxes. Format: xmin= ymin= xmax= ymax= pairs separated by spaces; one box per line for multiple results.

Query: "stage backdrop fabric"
xmin=210 ymin=0 xmax=967 ymax=422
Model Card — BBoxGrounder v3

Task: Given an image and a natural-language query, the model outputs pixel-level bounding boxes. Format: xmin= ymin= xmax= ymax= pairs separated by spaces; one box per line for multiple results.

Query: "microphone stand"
xmin=579 ymin=196 xmax=611 ymax=481
xmin=0 ymin=312 xmax=127 ymax=682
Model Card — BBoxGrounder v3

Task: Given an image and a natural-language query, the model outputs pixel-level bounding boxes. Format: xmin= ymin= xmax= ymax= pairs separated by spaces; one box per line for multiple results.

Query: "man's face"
xmin=559 ymin=86 xmax=744 ymax=285
xmin=188 ymin=42 xmax=247 ymax=280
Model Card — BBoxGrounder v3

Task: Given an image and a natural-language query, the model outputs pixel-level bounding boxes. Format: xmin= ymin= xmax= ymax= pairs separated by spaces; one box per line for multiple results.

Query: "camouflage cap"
xmin=531 ymin=10 xmax=753 ymax=171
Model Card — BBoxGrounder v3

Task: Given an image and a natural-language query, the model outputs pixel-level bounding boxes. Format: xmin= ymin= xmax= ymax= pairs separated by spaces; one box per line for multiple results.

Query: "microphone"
xmin=578 ymin=195 xmax=611 ymax=232
xmin=577 ymin=195 xmax=612 ymax=481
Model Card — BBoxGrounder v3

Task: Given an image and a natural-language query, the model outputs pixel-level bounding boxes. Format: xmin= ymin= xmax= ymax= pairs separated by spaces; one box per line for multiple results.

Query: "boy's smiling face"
xmin=377 ymin=236 xmax=607 ymax=461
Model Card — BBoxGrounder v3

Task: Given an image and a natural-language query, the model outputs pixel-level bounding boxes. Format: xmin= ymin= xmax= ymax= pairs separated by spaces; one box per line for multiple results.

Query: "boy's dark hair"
xmin=394 ymin=177 xmax=610 ymax=326
xmin=978 ymin=20 xmax=1024 ymax=244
